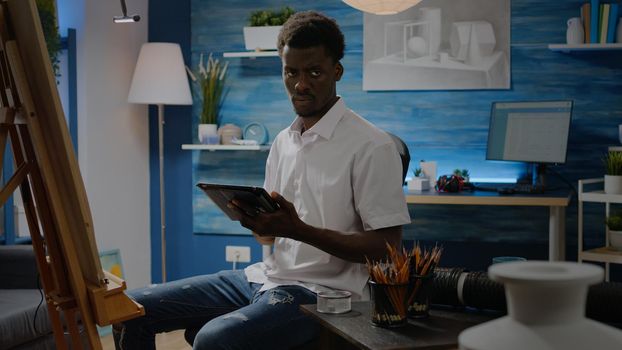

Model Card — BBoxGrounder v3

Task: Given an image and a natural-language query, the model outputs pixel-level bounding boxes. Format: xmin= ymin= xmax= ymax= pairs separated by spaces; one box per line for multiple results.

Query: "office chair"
xmin=386 ymin=132 xmax=410 ymax=185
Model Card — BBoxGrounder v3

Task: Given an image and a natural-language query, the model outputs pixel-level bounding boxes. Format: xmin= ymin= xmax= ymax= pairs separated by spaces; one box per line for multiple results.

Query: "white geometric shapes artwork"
xmin=450 ymin=22 xmax=472 ymax=61
xmin=450 ymin=21 xmax=497 ymax=65
xmin=418 ymin=7 xmax=441 ymax=55
xmin=470 ymin=21 xmax=496 ymax=61
xmin=407 ymin=36 xmax=428 ymax=56
xmin=363 ymin=0 xmax=510 ymax=90
xmin=467 ymin=21 xmax=496 ymax=65
xmin=343 ymin=0 xmax=423 ymax=15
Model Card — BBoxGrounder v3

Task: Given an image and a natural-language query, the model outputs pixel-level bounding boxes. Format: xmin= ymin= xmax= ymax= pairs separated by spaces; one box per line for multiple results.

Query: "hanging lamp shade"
xmin=342 ymin=0 xmax=423 ymax=15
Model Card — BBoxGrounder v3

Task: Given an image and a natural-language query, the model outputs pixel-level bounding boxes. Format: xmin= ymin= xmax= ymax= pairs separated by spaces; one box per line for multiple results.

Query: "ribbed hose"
xmin=586 ymin=282 xmax=622 ymax=326
xmin=430 ymin=268 xmax=622 ymax=326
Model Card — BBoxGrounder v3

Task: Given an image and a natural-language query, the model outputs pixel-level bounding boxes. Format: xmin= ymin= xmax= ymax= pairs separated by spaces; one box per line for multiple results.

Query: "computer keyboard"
xmin=474 ymin=184 xmax=545 ymax=194
xmin=513 ymin=184 xmax=545 ymax=194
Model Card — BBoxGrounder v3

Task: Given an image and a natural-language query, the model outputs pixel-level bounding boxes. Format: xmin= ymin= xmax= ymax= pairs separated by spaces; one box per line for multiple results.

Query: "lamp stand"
xmin=157 ymin=104 xmax=166 ymax=283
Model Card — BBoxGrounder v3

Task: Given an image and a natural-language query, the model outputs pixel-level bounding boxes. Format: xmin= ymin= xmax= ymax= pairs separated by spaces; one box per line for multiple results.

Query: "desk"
xmin=405 ymin=189 xmax=571 ymax=261
xmin=301 ymin=302 xmax=494 ymax=350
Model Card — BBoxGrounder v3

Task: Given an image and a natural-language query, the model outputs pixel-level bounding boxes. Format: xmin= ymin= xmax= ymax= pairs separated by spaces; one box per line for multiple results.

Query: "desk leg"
xmin=549 ymin=206 xmax=566 ymax=261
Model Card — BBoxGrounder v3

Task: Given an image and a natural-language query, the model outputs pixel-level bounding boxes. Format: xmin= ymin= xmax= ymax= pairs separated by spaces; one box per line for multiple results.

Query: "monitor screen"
xmin=486 ymin=100 xmax=572 ymax=164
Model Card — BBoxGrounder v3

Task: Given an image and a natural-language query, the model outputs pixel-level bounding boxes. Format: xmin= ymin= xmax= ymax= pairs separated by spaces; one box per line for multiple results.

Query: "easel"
xmin=0 ymin=0 xmax=143 ymax=349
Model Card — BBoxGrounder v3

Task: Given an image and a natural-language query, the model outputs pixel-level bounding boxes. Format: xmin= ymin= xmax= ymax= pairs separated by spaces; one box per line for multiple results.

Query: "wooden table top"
xmin=301 ymin=302 xmax=497 ymax=350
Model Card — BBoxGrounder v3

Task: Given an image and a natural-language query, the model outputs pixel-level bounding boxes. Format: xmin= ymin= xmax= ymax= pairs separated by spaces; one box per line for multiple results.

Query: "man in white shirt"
xmin=114 ymin=11 xmax=410 ymax=350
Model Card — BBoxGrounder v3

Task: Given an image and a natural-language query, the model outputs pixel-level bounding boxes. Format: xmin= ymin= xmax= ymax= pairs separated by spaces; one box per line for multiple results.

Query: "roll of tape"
xmin=317 ymin=290 xmax=351 ymax=314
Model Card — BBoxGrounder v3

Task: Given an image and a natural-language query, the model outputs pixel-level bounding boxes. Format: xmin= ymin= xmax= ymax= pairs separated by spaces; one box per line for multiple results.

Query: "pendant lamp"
xmin=343 ymin=0 xmax=423 ymax=15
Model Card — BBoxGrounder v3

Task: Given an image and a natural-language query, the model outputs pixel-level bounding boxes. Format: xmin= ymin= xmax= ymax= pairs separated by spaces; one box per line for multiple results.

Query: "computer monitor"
xmin=486 ymin=100 xmax=573 ymax=188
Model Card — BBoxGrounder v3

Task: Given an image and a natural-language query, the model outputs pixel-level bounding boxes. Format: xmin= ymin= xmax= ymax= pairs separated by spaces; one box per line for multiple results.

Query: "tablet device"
xmin=197 ymin=183 xmax=279 ymax=220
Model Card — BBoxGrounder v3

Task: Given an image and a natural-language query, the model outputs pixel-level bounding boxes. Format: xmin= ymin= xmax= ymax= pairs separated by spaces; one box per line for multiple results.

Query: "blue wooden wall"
xmin=151 ymin=0 xmax=622 ymax=283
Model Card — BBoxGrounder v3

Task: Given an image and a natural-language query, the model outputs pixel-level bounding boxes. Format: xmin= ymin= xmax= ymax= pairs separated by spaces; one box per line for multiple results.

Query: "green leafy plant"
xmin=452 ymin=168 xmax=470 ymax=180
xmin=606 ymin=213 xmax=622 ymax=231
xmin=36 ymin=0 xmax=61 ymax=78
xmin=186 ymin=53 xmax=229 ymax=125
xmin=248 ymin=6 xmax=295 ymax=26
xmin=413 ymin=168 xmax=423 ymax=177
xmin=604 ymin=151 xmax=622 ymax=176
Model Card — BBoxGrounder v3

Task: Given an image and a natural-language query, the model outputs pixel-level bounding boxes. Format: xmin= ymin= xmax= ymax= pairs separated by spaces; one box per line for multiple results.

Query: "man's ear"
xmin=335 ymin=62 xmax=344 ymax=81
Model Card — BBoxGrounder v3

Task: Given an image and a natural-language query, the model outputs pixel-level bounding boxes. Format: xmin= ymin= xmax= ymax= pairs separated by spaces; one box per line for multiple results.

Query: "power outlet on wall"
xmin=225 ymin=246 xmax=251 ymax=263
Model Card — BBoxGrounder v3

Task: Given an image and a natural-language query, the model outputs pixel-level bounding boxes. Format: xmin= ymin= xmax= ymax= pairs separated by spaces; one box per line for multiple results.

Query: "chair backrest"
xmin=386 ymin=132 xmax=410 ymax=185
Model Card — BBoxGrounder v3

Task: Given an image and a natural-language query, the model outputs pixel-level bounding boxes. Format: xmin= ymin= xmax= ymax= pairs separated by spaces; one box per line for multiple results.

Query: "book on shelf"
xmin=583 ymin=0 xmax=621 ymax=44
xmin=599 ymin=3 xmax=610 ymax=43
xmin=582 ymin=3 xmax=591 ymax=43
xmin=606 ymin=3 xmax=619 ymax=43
xmin=590 ymin=0 xmax=600 ymax=43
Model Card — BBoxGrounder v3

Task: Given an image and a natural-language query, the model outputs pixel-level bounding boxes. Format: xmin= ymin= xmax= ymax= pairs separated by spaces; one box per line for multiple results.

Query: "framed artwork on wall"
xmin=99 ymin=249 xmax=124 ymax=278
xmin=363 ymin=0 xmax=510 ymax=91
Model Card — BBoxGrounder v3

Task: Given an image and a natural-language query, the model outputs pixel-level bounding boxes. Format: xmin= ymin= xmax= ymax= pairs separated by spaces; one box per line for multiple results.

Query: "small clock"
xmin=243 ymin=122 xmax=269 ymax=145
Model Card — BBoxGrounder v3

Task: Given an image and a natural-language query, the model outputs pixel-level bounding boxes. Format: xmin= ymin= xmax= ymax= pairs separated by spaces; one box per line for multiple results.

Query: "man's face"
xmin=281 ymin=45 xmax=343 ymax=119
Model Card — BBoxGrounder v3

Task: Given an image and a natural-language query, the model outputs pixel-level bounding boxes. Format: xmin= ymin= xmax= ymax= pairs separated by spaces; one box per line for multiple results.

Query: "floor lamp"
xmin=128 ymin=43 xmax=192 ymax=282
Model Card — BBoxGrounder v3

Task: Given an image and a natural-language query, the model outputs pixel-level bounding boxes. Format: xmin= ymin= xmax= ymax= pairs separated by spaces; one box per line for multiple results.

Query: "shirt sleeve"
xmin=352 ymin=141 xmax=411 ymax=231
xmin=263 ymin=138 xmax=279 ymax=193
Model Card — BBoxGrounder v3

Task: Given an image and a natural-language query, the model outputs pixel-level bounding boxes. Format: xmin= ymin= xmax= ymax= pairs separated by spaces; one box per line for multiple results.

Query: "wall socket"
xmin=225 ymin=246 xmax=251 ymax=263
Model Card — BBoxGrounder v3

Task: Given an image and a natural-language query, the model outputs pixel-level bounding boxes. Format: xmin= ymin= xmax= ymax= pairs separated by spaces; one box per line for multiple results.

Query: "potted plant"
xmin=604 ymin=150 xmax=622 ymax=194
xmin=453 ymin=168 xmax=470 ymax=182
xmin=186 ymin=53 xmax=229 ymax=144
xmin=408 ymin=168 xmax=429 ymax=191
xmin=243 ymin=6 xmax=295 ymax=51
xmin=605 ymin=212 xmax=622 ymax=250
xmin=36 ymin=0 xmax=61 ymax=78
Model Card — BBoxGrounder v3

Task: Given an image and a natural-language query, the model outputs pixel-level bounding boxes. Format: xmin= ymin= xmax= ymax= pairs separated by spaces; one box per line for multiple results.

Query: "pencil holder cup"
xmin=407 ymin=272 xmax=435 ymax=319
xmin=369 ymin=281 xmax=408 ymax=327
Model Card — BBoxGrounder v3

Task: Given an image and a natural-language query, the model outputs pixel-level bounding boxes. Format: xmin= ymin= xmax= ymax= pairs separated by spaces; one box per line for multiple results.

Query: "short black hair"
xmin=277 ymin=11 xmax=345 ymax=63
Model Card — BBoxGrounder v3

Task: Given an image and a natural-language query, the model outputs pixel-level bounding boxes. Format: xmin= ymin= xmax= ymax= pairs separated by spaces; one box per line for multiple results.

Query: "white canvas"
xmin=363 ymin=0 xmax=510 ymax=91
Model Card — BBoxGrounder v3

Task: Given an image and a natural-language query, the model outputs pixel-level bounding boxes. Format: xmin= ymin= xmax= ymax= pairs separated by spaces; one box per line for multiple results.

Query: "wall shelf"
xmin=181 ymin=144 xmax=270 ymax=151
xmin=223 ymin=51 xmax=279 ymax=58
xmin=548 ymin=43 xmax=622 ymax=52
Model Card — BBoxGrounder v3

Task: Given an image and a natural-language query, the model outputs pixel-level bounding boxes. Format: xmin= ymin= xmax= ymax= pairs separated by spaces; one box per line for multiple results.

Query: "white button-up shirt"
xmin=245 ymin=98 xmax=411 ymax=299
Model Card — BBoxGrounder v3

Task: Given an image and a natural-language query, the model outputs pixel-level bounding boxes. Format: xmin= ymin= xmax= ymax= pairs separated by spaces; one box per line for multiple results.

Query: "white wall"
xmin=58 ymin=0 xmax=151 ymax=289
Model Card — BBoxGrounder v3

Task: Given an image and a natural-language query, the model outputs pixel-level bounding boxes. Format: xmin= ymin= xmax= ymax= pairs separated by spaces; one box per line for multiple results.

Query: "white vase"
xmin=609 ymin=230 xmax=622 ymax=250
xmin=604 ymin=174 xmax=622 ymax=194
xmin=459 ymin=261 xmax=622 ymax=350
xmin=566 ymin=17 xmax=584 ymax=45
xmin=217 ymin=123 xmax=242 ymax=145
xmin=198 ymin=124 xmax=219 ymax=145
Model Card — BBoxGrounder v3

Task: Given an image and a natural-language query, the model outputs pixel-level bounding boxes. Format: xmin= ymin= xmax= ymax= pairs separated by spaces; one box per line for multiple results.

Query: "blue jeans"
xmin=113 ymin=270 xmax=319 ymax=350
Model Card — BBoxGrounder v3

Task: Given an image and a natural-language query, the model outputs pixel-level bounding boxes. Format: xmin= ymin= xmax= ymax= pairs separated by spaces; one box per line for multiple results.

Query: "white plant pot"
xmin=609 ymin=230 xmax=622 ymax=250
xmin=459 ymin=261 xmax=622 ymax=350
xmin=198 ymin=124 xmax=219 ymax=145
xmin=408 ymin=177 xmax=429 ymax=191
xmin=604 ymin=175 xmax=622 ymax=194
xmin=243 ymin=26 xmax=282 ymax=51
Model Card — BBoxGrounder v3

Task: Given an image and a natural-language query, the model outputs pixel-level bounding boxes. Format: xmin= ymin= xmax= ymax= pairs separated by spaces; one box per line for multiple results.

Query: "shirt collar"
xmin=288 ymin=97 xmax=346 ymax=140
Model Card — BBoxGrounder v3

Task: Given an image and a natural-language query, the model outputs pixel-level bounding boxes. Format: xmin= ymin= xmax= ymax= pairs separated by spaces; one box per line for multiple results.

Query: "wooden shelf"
xmin=181 ymin=144 xmax=270 ymax=151
xmin=579 ymin=190 xmax=622 ymax=203
xmin=548 ymin=43 xmax=622 ymax=52
xmin=580 ymin=247 xmax=622 ymax=264
xmin=223 ymin=51 xmax=279 ymax=58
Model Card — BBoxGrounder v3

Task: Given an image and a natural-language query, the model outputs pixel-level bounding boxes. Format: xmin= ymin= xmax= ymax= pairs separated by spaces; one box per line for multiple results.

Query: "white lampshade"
xmin=343 ymin=0 xmax=422 ymax=15
xmin=128 ymin=42 xmax=192 ymax=105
